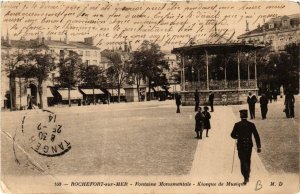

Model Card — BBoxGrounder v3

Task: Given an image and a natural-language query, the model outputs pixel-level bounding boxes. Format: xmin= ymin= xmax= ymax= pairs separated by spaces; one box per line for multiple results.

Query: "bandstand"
xmin=171 ymin=42 xmax=265 ymax=105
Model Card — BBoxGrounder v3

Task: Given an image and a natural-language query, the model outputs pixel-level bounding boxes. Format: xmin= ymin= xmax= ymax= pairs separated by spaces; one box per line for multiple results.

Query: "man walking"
xmin=284 ymin=91 xmax=295 ymax=118
xmin=208 ymin=92 xmax=214 ymax=112
xmin=259 ymin=93 xmax=268 ymax=119
xmin=231 ymin=109 xmax=261 ymax=185
xmin=194 ymin=89 xmax=200 ymax=112
xmin=175 ymin=92 xmax=182 ymax=113
xmin=247 ymin=92 xmax=257 ymax=119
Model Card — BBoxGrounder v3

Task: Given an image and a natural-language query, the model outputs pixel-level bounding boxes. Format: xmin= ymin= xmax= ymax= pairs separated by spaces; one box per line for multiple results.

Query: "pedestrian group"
xmin=174 ymin=89 xmax=296 ymax=185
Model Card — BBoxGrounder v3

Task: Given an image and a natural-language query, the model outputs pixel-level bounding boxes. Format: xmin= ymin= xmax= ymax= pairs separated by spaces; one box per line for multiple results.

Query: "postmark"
xmin=13 ymin=109 xmax=72 ymax=171
xmin=28 ymin=110 xmax=71 ymax=157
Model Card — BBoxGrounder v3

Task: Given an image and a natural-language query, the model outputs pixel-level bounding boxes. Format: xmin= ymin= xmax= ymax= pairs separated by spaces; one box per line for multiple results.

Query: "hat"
xmin=198 ymin=106 xmax=202 ymax=111
xmin=204 ymin=106 xmax=209 ymax=111
xmin=239 ymin=109 xmax=248 ymax=118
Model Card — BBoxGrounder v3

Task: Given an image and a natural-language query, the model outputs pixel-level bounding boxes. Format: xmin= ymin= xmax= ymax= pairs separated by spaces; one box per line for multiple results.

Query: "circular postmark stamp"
xmin=28 ymin=110 xmax=71 ymax=157
xmin=13 ymin=109 xmax=72 ymax=171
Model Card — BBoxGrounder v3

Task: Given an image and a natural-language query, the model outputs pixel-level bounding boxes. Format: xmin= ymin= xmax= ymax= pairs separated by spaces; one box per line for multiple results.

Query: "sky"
xmin=1 ymin=1 xmax=299 ymax=51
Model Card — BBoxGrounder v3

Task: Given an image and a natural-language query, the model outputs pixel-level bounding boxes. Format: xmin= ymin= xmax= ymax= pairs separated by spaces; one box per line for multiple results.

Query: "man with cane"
xmin=231 ymin=109 xmax=261 ymax=185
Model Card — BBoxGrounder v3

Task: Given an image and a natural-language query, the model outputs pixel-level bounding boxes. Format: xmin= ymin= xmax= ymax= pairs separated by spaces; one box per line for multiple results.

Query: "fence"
xmin=184 ymin=79 xmax=257 ymax=91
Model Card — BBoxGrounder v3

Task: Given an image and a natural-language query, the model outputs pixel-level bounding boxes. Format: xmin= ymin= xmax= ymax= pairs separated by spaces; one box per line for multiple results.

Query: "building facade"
xmin=1 ymin=33 xmax=102 ymax=110
xmin=237 ymin=14 xmax=300 ymax=51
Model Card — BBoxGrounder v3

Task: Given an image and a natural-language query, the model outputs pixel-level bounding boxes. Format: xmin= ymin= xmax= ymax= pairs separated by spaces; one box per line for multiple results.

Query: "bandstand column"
xmin=254 ymin=51 xmax=258 ymax=88
xmin=247 ymin=59 xmax=250 ymax=81
xmin=237 ymin=51 xmax=241 ymax=89
xmin=198 ymin=55 xmax=201 ymax=88
xmin=182 ymin=54 xmax=186 ymax=91
xmin=224 ymin=60 xmax=227 ymax=88
xmin=205 ymin=50 xmax=209 ymax=90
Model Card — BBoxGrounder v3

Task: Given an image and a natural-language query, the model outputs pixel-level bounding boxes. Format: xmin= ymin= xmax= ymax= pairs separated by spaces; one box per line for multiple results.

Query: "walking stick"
xmin=231 ymin=141 xmax=236 ymax=173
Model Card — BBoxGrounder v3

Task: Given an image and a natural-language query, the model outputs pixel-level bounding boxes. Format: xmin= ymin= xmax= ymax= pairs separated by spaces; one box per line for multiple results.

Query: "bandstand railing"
xmin=184 ymin=79 xmax=257 ymax=91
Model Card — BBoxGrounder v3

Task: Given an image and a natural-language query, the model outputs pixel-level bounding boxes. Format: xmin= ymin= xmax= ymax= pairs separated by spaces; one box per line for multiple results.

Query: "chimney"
xmin=128 ymin=41 xmax=132 ymax=52
xmin=84 ymin=37 xmax=94 ymax=45
xmin=262 ymin=18 xmax=266 ymax=44
xmin=246 ymin=20 xmax=249 ymax=32
xmin=37 ymin=31 xmax=43 ymax=44
xmin=6 ymin=29 xmax=11 ymax=45
xmin=64 ymin=31 xmax=69 ymax=44
xmin=124 ymin=41 xmax=128 ymax=52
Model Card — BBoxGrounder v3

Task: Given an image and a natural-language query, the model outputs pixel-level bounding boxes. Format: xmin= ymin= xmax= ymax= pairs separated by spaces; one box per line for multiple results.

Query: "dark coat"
xmin=247 ymin=95 xmax=257 ymax=106
xmin=194 ymin=92 xmax=199 ymax=102
xmin=285 ymin=93 xmax=295 ymax=107
xmin=259 ymin=95 xmax=268 ymax=107
xmin=202 ymin=111 xmax=211 ymax=129
xmin=195 ymin=112 xmax=204 ymax=131
xmin=231 ymin=119 xmax=261 ymax=150
xmin=175 ymin=94 xmax=181 ymax=106
xmin=209 ymin=93 xmax=214 ymax=103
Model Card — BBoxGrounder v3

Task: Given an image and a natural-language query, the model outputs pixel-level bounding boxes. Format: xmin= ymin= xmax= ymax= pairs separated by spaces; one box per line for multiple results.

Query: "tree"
xmin=58 ymin=51 xmax=83 ymax=107
xmin=80 ymin=65 xmax=105 ymax=104
xmin=2 ymin=50 xmax=26 ymax=110
xmin=133 ymin=40 xmax=168 ymax=101
xmin=102 ymin=50 xmax=130 ymax=103
xmin=24 ymin=49 xmax=56 ymax=109
xmin=285 ymin=42 xmax=300 ymax=93
xmin=130 ymin=51 xmax=146 ymax=101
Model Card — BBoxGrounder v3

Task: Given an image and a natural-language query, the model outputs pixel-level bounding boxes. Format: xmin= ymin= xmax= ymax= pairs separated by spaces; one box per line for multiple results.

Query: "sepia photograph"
xmin=1 ymin=1 xmax=299 ymax=193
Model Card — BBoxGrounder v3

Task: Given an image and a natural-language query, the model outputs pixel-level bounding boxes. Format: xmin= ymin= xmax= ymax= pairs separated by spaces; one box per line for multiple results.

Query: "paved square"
xmin=2 ymin=101 xmax=198 ymax=176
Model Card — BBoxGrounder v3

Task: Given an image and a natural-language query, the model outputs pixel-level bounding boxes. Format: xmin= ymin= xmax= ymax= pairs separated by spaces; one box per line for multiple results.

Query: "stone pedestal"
xmin=181 ymin=89 xmax=259 ymax=106
xmin=124 ymin=85 xmax=146 ymax=102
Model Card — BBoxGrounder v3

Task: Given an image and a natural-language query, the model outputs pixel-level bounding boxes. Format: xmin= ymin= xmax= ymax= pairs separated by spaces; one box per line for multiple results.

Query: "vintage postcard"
xmin=1 ymin=0 xmax=299 ymax=193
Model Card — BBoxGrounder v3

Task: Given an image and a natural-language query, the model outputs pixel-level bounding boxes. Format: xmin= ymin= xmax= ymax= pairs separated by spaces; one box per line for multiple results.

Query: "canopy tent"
xmin=57 ymin=89 xmax=83 ymax=100
xmin=108 ymin=88 xmax=126 ymax=96
xmin=80 ymin=89 xmax=104 ymax=95
xmin=152 ymin=86 xmax=165 ymax=92
xmin=168 ymin=84 xmax=181 ymax=93
xmin=47 ymin=88 xmax=54 ymax=97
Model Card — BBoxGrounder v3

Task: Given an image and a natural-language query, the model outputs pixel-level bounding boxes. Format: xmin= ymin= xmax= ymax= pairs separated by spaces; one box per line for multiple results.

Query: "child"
xmin=222 ymin=93 xmax=227 ymax=106
xmin=195 ymin=107 xmax=204 ymax=139
xmin=202 ymin=106 xmax=211 ymax=137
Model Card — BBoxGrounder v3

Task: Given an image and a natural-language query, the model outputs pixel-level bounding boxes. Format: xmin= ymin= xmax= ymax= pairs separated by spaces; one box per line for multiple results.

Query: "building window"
xmin=79 ymin=51 xmax=83 ymax=56
xmin=86 ymin=51 xmax=90 ymax=56
xmin=86 ymin=60 xmax=90 ymax=65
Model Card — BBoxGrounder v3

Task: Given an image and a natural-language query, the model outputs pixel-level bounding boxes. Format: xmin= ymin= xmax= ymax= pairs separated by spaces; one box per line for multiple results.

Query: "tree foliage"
xmin=58 ymin=51 xmax=83 ymax=106
xmin=102 ymin=50 xmax=130 ymax=102
xmin=131 ymin=40 xmax=169 ymax=100
xmin=25 ymin=50 xmax=56 ymax=108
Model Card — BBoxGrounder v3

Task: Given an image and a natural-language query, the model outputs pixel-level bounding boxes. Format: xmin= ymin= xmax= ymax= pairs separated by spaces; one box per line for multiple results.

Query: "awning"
xmin=47 ymin=88 xmax=54 ymax=97
xmin=153 ymin=86 xmax=165 ymax=91
xmin=57 ymin=89 xmax=83 ymax=100
xmin=80 ymin=89 xmax=104 ymax=95
xmin=168 ymin=84 xmax=181 ymax=93
xmin=108 ymin=88 xmax=125 ymax=96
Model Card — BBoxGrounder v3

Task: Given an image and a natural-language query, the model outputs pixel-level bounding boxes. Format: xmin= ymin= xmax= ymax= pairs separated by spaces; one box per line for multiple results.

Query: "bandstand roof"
xmin=171 ymin=43 xmax=265 ymax=55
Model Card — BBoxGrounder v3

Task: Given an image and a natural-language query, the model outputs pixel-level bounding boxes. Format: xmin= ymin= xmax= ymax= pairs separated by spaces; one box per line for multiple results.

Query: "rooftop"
xmin=1 ymin=38 xmax=99 ymax=50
